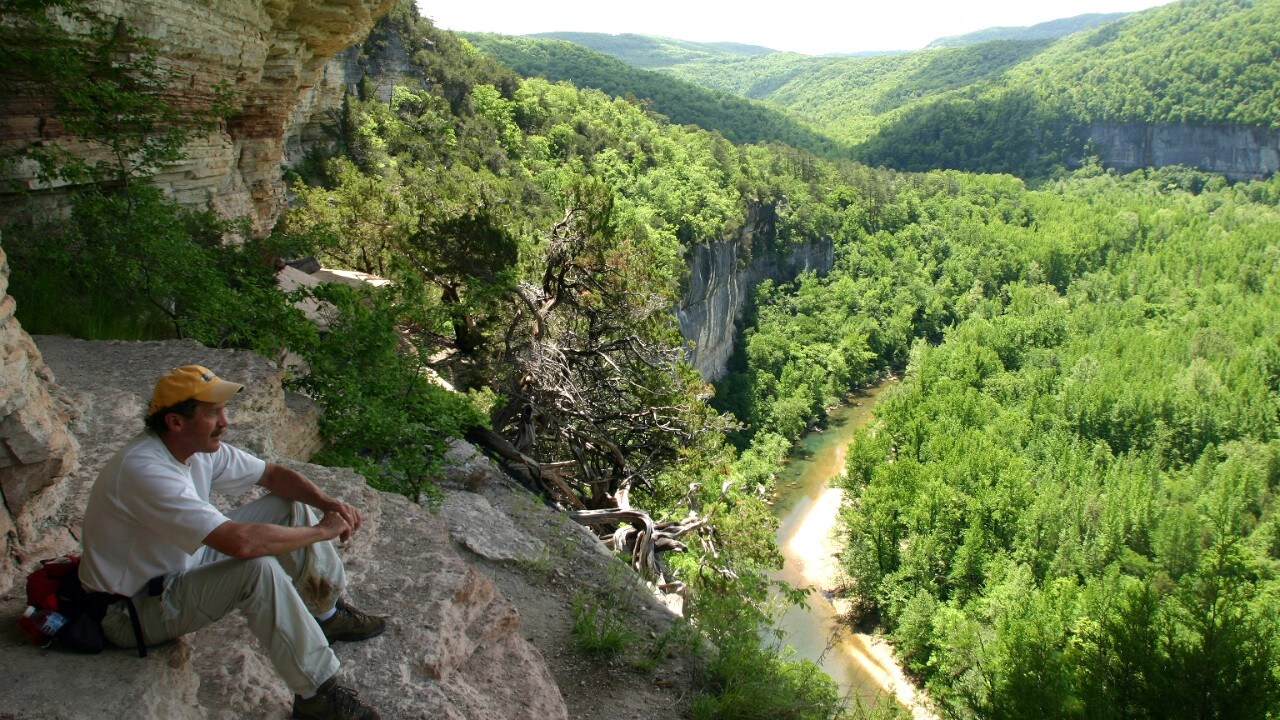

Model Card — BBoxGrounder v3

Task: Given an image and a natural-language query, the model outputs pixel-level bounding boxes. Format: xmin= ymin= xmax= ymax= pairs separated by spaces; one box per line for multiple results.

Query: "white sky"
xmin=416 ymin=0 xmax=1176 ymax=55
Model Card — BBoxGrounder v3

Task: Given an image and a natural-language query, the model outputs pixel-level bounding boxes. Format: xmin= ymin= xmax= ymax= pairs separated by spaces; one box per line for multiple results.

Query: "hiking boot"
xmin=292 ymin=677 xmax=380 ymax=720
xmin=319 ymin=599 xmax=386 ymax=644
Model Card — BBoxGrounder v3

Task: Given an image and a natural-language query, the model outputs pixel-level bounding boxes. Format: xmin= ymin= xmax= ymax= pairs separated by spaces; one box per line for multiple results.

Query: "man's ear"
xmin=164 ymin=411 xmax=185 ymax=434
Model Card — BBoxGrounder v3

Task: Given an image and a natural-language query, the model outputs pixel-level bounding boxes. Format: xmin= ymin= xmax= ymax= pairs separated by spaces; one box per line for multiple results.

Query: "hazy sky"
xmin=415 ymin=0 xmax=1176 ymax=55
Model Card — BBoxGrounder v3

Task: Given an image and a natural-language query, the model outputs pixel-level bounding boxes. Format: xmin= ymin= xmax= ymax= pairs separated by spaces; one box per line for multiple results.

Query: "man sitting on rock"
xmin=79 ymin=365 xmax=386 ymax=720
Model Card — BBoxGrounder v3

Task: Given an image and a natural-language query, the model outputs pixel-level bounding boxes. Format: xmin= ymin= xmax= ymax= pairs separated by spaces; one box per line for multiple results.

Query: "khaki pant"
xmin=101 ymin=495 xmax=346 ymax=695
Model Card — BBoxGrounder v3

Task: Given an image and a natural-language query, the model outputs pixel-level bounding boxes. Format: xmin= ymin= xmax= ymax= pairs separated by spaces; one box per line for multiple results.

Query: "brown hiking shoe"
xmin=292 ymin=677 xmax=380 ymax=720
xmin=319 ymin=599 xmax=386 ymax=644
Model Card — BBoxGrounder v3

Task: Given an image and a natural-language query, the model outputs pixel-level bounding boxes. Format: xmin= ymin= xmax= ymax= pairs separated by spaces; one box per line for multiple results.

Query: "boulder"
xmin=0 ymin=247 xmax=80 ymax=593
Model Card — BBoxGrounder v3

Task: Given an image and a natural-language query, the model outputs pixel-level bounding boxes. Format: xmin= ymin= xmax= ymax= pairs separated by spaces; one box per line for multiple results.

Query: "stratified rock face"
xmin=288 ymin=26 xmax=419 ymax=167
xmin=0 ymin=247 xmax=80 ymax=594
xmin=678 ymin=202 xmax=835 ymax=381
xmin=1087 ymin=122 xmax=1280 ymax=180
xmin=1 ymin=0 xmax=395 ymax=234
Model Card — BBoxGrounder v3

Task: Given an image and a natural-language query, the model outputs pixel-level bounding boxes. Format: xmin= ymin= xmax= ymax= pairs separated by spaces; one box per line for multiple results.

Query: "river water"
xmin=768 ymin=378 xmax=926 ymax=714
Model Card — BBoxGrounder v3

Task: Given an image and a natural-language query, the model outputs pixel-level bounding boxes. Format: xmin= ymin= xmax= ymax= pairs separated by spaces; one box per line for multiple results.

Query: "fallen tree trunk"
xmin=568 ymin=508 xmax=704 ymax=585
xmin=468 ymin=425 xmax=699 ymax=592
xmin=570 ymin=508 xmax=660 ymax=580
xmin=465 ymin=426 xmax=587 ymax=511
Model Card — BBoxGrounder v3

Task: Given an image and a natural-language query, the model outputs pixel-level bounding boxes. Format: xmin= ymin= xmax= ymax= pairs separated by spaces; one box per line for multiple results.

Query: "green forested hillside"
xmin=1010 ymin=0 xmax=1280 ymax=126
xmin=666 ymin=41 xmax=1051 ymax=146
xmin=462 ymin=33 xmax=847 ymax=158
xmin=858 ymin=0 xmax=1280 ymax=173
xmin=839 ymin=172 xmax=1280 ymax=719
xmin=529 ymin=32 xmax=775 ymax=68
xmin=666 ymin=0 xmax=1280 ymax=175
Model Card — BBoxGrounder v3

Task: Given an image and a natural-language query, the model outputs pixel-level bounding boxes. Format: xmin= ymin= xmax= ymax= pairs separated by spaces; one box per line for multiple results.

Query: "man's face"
xmin=174 ymin=401 xmax=229 ymax=456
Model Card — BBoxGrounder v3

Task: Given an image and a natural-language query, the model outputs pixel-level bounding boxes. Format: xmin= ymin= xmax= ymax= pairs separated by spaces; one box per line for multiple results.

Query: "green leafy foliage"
xmin=802 ymin=171 xmax=1280 ymax=718
xmin=6 ymin=185 xmax=309 ymax=354
xmin=676 ymin=482 xmax=846 ymax=720
xmin=717 ymin=169 xmax=1052 ymax=445
xmin=1010 ymin=0 xmax=1280 ymax=126
xmin=290 ymin=280 xmax=487 ymax=504
xmin=570 ymin=590 xmax=636 ymax=655
xmin=569 ymin=568 xmax=640 ymax=656
xmin=688 ymin=634 xmax=844 ymax=720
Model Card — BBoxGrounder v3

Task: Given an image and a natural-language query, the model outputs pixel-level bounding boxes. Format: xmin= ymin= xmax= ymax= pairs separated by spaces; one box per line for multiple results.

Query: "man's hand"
xmin=259 ymin=463 xmax=365 ymax=542
xmin=205 ymin=514 xmax=349 ymax=560
xmin=316 ymin=510 xmax=352 ymax=543
xmin=321 ymin=500 xmax=362 ymax=542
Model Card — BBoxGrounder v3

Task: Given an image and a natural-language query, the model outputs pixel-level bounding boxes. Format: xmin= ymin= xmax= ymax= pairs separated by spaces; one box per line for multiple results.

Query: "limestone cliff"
xmin=1086 ymin=121 xmax=1280 ymax=181
xmin=678 ymin=202 xmax=835 ymax=381
xmin=1 ymin=0 xmax=396 ymax=235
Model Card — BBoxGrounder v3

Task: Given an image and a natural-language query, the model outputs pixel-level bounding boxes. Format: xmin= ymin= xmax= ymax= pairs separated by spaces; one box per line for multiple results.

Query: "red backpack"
xmin=19 ymin=555 xmax=112 ymax=654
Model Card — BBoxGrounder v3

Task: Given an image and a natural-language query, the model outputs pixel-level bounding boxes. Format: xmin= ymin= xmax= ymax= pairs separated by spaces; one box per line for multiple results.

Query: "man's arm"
xmin=202 ymin=462 xmax=366 ymax=559
xmin=203 ymin=512 xmax=348 ymax=559
xmin=257 ymin=462 xmax=363 ymax=541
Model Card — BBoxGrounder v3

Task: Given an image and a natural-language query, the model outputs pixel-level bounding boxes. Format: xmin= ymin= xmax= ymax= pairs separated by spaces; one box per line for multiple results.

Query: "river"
xmin=768 ymin=377 xmax=929 ymax=716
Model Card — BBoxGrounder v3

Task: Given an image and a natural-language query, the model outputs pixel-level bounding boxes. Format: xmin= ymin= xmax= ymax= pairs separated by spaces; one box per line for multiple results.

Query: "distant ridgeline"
xmin=509 ymin=0 xmax=1280 ymax=179
xmin=461 ymin=33 xmax=850 ymax=160
xmin=527 ymin=32 xmax=776 ymax=68
xmin=924 ymin=12 xmax=1131 ymax=48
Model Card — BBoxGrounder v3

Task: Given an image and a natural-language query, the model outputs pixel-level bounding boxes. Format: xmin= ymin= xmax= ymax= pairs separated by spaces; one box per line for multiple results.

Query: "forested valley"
xmin=732 ymin=166 xmax=1280 ymax=718
xmin=4 ymin=0 xmax=1279 ymax=717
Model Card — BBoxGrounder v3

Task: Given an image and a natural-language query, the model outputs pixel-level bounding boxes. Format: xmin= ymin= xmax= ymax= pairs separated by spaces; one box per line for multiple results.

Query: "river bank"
xmin=769 ymin=378 xmax=936 ymax=719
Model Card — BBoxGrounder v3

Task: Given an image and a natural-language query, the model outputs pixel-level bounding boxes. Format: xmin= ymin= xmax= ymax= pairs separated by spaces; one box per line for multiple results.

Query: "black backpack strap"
xmin=124 ymin=574 xmax=166 ymax=658
xmin=121 ymin=596 xmax=147 ymax=659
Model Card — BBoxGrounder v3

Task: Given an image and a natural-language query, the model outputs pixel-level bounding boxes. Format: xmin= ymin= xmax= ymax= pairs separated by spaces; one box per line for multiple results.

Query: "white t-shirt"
xmin=79 ymin=430 xmax=267 ymax=596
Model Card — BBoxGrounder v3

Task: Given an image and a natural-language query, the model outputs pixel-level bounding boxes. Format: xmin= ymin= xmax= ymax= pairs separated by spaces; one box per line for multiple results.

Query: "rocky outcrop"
xmin=0 ymin=247 xmax=80 ymax=594
xmin=287 ymin=23 xmax=420 ymax=167
xmin=678 ymin=202 xmax=835 ymax=380
xmin=0 ymin=337 xmax=570 ymax=720
xmin=1086 ymin=122 xmax=1280 ymax=180
xmin=1 ymin=0 xmax=396 ymax=234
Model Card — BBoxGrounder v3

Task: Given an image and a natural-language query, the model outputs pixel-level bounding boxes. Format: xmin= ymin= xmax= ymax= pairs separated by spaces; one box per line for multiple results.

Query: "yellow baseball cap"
xmin=148 ymin=365 xmax=244 ymax=415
